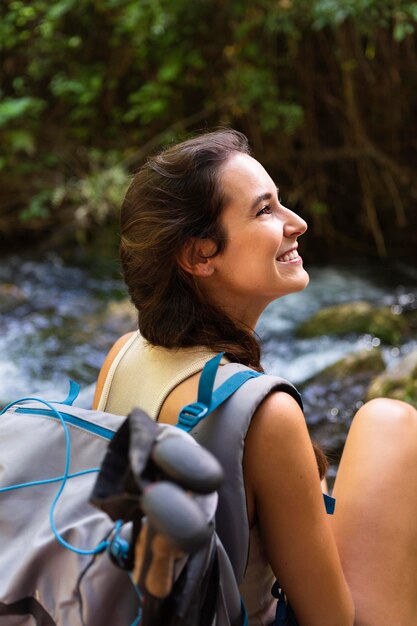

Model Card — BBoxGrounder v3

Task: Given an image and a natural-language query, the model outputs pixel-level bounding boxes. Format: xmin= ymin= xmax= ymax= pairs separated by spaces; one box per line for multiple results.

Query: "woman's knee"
xmin=351 ymin=397 xmax=417 ymax=443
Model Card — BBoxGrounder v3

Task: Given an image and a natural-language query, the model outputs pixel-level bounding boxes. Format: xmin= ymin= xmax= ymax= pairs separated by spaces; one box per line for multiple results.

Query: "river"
xmin=1 ymin=252 xmax=416 ymax=478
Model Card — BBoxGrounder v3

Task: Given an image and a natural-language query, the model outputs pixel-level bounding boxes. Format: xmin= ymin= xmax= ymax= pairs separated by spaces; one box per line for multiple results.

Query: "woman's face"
xmin=200 ymin=153 xmax=309 ymax=327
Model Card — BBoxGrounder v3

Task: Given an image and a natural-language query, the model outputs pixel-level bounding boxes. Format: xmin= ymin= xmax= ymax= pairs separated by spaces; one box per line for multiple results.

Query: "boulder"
xmin=302 ymin=347 xmax=386 ymax=385
xmin=366 ymin=348 xmax=417 ymax=408
xmin=296 ymin=300 xmax=407 ymax=344
xmin=300 ymin=348 xmax=385 ymax=434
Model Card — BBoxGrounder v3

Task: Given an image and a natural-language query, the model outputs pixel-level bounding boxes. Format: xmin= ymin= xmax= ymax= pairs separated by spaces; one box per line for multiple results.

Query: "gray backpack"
xmin=0 ymin=355 xmax=311 ymax=625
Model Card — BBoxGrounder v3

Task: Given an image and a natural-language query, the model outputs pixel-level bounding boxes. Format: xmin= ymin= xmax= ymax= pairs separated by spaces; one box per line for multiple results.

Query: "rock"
xmin=302 ymin=348 xmax=386 ymax=387
xmin=301 ymin=349 xmax=387 ymax=485
xmin=296 ymin=300 xmax=407 ymax=344
xmin=366 ymin=349 xmax=417 ymax=408
xmin=300 ymin=349 xmax=385 ymax=445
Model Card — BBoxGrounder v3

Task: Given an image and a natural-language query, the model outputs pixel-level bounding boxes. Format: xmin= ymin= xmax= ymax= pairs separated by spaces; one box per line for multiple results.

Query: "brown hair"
xmin=120 ymin=129 xmax=262 ymax=368
xmin=120 ymin=129 xmax=328 ymax=477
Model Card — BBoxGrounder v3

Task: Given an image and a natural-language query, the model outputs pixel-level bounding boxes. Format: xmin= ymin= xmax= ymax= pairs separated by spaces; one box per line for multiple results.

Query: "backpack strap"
xmin=177 ymin=353 xmax=263 ymax=433
xmin=177 ymin=355 xmax=304 ymax=584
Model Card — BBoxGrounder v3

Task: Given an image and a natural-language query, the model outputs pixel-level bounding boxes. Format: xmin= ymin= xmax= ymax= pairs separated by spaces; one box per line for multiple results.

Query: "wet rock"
xmin=302 ymin=347 xmax=385 ymax=386
xmin=296 ymin=300 xmax=407 ymax=344
xmin=366 ymin=348 xmax=417 ymax=408
xmin=309 ymin=420 xmax=349 ymax=460
xmin=301 ymin=349 xmax=385 ymax=474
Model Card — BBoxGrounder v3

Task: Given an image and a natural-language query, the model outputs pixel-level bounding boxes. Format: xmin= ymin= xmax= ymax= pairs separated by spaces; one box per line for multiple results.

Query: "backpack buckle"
xmin=177 ymin=402 xmax=209 ymax=431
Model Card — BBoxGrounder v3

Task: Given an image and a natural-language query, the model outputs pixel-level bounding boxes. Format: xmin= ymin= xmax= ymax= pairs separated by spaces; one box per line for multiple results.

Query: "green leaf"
xmin=393 ymin=21 xmax=414 ymax=41
xmin=46 ymin=0 xmax=78 ymax=21
xmin=0 ymin=97 xmax=46 ymax=127
xmin=20 ymin=190 xmax=51 ymax=222
xmin=8 ymin=130 xmax=36 ymax=155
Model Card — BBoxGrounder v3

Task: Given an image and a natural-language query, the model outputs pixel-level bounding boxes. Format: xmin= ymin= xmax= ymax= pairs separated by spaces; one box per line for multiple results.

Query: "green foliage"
xmin=20 ymin=190 xmax=52 ymax=222
xmin=18 ymin=151 xmax=128 ymax=228
xmin=0 ymin=97 xmax=45 ymax=127
xmin=310 ymin=0 xmax=392 ymax=30
xmin=1 ymin=0 xmax=417 ymax=255
xmin=2 ymin=0 xmax=416 ymax=153
xmin=0 ymin=97 xmax=45 ymax=165
xmin=55 ymin=155 xmax=128 ymax=227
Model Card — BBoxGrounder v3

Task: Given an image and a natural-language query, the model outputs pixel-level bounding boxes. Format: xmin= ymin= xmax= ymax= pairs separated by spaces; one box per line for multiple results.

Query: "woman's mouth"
xmin=276 ymin=249 xmax=301 ymax=263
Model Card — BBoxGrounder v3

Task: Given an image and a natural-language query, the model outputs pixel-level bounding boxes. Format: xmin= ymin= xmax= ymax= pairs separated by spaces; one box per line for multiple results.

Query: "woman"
xmin=94 ymin=129 xmax=417 ymax=626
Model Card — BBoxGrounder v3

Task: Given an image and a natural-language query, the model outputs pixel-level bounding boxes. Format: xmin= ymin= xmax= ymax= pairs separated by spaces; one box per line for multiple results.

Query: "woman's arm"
xmin=92 ymin=332 xmax=135 ymax=409
xmin=244 ymin=391 xmax=354 ymax=626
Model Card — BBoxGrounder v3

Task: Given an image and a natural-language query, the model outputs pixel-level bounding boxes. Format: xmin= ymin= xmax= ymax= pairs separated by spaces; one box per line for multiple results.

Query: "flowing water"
xmin=1 ymin=253 xmax=416 ymax=475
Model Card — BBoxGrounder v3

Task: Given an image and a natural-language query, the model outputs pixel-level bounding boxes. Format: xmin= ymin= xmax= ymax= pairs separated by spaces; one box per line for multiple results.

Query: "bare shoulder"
xmin=244 ymin=390 xmax=312 ymax=481
xmin=243 ymin=390 xmax=354 ymax=625
xmin=243 ymin=390 xmax=316 ymax=515
xmin=92 ymin=332 xmax=136 ymax=409
xmin=253 ymin=389 xmax=306 ymax=432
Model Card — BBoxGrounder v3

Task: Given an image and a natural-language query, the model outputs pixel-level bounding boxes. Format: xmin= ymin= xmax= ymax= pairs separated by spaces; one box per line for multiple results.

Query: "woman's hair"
xmin=120 ymin=129 xmax=262 ymax=367
xmin=120 ymin=128 xmax=328 ymax=477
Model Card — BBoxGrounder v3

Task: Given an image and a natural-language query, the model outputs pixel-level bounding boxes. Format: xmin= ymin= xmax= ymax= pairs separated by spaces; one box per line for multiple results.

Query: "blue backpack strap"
xmin=197 ymin=352 xmax=224 ymax=408
xmin=60 ymin=380 xmax=81 ymax=406
xmin=177 ymin=353 xmax=263 ymax=432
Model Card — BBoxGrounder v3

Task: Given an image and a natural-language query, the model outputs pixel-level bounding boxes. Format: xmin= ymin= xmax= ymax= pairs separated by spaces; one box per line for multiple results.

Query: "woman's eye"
xmin=256 ymin=205 xmax=272 ymax=217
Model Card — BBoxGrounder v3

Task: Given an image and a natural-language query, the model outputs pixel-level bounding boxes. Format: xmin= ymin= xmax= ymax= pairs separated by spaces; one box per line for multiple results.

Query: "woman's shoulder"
xmin=244 ymin=390 xmax=309 ymax=481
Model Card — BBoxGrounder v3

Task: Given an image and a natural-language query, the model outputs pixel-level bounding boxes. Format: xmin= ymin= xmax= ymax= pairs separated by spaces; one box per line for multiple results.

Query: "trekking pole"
xmin=131 ymin=480 xmax=218 ymax=625
xmin=91 ymin=409 xmax=224 ymax=625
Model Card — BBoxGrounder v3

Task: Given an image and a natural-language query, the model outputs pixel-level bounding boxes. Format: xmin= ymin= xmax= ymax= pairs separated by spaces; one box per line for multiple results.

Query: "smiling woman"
xmin=191 ymin=152 xmax=310 ymax=327
xmin=93 ymin=129 xmax=417 ymax=626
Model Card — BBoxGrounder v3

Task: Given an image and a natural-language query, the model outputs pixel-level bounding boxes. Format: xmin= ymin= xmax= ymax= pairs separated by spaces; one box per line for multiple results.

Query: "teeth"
xmin=277 ymin=250 xmax=299 ymax=262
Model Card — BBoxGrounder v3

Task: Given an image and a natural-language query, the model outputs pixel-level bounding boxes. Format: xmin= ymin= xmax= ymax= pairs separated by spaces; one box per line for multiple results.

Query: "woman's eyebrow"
xmin=250 ymin=187 xmax=280 ymax=210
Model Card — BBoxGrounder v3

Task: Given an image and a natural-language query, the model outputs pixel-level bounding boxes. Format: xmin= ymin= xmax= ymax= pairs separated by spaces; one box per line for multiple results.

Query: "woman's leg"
xmin=331 ymin=398 xmax=417 ymax=626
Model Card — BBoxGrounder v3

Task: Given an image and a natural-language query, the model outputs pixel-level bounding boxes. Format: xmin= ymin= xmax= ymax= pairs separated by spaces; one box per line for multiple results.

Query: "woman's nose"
xmin=283 ymin=208 xmax=308 ymax=238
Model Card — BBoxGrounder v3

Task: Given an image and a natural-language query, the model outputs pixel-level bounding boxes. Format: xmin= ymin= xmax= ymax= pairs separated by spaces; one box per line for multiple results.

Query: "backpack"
xmin=0 ymin=354 xmax=332 ymax=625
xmin=0 ymin=361 xmax=254 ymax=626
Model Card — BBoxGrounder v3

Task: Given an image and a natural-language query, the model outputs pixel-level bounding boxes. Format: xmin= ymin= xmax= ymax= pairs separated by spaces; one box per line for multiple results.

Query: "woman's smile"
xmin=276 ymin=246 xmax=302 ymax=264
xmin=197 ymin=153 xmax=309 ymax=328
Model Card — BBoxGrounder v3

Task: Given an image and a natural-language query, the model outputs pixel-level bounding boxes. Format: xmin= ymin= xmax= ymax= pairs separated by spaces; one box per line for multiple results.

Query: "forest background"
xmin=1 ymin=0 xmax=417 ymax=261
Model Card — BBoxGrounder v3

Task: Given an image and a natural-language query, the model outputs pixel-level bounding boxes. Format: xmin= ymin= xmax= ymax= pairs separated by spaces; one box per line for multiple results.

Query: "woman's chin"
xmin=300 ymin=268 xmax=310 ymax=288
xmin=288 ymin=268 xmax=310 ymax=294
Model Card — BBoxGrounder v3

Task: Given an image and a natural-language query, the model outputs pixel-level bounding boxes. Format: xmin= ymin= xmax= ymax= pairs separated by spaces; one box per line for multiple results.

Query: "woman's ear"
xmin=177 ymin=238 xmax=217 ymax=277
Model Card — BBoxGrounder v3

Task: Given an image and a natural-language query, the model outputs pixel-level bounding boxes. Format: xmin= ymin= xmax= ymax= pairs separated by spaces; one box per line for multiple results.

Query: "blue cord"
xmin=0 ymin=396 xmax=108 ymax=555
xmin=128 ymin=573 xmax=143 ymax=626
xmin=0 ymin=468 xmax=100 ymax=493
